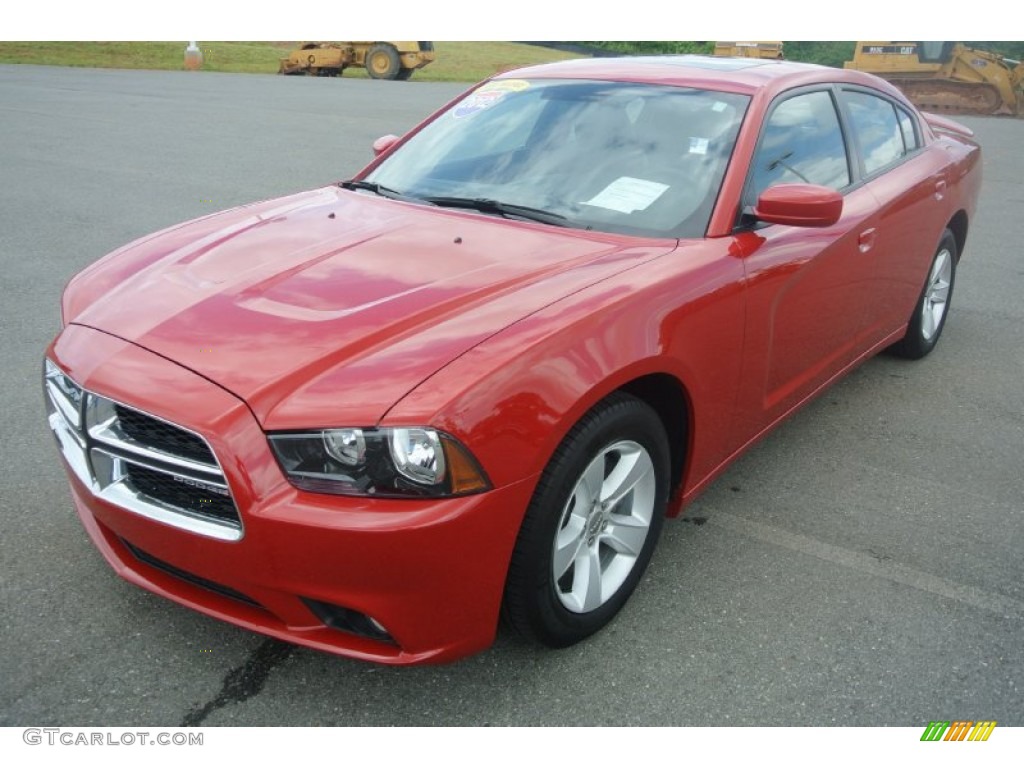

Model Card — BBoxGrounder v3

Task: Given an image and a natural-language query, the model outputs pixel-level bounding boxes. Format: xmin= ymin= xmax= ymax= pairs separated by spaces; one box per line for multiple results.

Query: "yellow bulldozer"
xmin=713 ymin=41 xmax=784 ymax=59
xmin=845 ymin=42 xmax=1023 ymax=116
xmin=278 ymin=41 xmax=435 ymax=80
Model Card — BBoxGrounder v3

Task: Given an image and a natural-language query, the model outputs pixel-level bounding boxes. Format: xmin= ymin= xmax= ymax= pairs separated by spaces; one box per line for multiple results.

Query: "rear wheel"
xmin=365 ymin=44 xmax=401 ymax=80
xmin=503 ymin=393 xmax=670 ymax=647
xmin=889 ymin=228 xmax=957 ymax=359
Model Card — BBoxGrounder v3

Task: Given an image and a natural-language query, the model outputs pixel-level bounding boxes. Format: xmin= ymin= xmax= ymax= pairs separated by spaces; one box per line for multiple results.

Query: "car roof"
xmin=499 ymin=55 xmax=900 ymax=100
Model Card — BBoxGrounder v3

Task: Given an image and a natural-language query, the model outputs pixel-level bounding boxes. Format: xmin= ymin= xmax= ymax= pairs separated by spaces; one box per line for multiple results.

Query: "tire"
xmin=365 ymin=44 xmax=402 ymax=80
xmin=503 ymin=393 xmax=670 ymax=647
xmin=889 ymin=229 xmax=957 ymax=360
xmin=395 ymin=67 xmax=415 ymax=81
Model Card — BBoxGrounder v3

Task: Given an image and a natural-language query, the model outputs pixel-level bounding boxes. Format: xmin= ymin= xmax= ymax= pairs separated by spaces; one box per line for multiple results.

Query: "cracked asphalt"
xmin=1 ymin=65 xmax=1022 ymax=727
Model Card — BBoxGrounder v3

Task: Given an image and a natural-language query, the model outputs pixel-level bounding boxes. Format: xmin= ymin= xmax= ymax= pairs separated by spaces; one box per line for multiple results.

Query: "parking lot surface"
xmin=2 ymin=64 xmax=1022 ymax=726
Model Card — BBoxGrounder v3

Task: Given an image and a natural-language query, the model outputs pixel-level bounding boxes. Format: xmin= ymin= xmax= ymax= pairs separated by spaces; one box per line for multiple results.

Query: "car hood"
xmin=66 ymin=186 xmax=675 ymax=428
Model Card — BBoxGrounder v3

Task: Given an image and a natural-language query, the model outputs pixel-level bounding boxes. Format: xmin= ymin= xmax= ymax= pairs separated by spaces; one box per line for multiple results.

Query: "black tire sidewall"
xmin=892 ymin=229 xmax=958 ymax=360
xmin=504 ymin=394 xmax=670 ymax=647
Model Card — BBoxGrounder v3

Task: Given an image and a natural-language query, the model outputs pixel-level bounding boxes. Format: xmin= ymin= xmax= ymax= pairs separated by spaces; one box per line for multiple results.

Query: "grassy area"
xmin=0 ymin=41 xmax=584 ymax=82
xmin=415 ymin=42 xmax=583 ymax=82
xmin=0 ymin=41 xmax=291 ymax=73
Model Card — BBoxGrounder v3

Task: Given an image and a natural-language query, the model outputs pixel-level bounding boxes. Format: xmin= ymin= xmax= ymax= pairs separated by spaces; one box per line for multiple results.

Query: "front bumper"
xmin=46 ymin=324 xmax=535 ymax=664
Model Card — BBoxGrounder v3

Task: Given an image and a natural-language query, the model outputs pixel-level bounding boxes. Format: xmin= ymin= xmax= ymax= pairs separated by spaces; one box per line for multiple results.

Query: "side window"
xmin=843 ymin=91 xmax=905 ymax=175
xmin=896 ymin=106 xmax=919 ymax=152
xmin=749 ymin=90 xmax=850 ymax=204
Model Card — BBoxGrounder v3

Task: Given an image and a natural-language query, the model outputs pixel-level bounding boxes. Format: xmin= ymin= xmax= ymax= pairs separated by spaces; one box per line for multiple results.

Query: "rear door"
xmin=838 ymin=87 xmax=952 ymax=337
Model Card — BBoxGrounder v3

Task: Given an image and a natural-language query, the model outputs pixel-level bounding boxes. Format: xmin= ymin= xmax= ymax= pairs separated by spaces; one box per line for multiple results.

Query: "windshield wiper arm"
xmin=339 ymin=179 xmax=421 ymax=202
xmin=420 ymin=196 xmax=569 ymax=227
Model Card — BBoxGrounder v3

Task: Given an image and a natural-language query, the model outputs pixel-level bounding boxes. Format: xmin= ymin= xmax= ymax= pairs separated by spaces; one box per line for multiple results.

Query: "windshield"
xmin=366 ymin=79 xmax=749 ymax=239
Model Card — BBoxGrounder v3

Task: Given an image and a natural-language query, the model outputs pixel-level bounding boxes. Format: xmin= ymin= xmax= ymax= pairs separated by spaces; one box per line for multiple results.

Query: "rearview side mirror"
xmin=754 ymin=183 xmax=843 ymax=228
xmin=372 ymin=134 xmax=401 ymax=157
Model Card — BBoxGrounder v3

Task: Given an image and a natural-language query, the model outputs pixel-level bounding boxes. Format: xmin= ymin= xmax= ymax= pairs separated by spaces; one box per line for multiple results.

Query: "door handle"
xmin=858 ymin=227 xmax=876 ymax=253
xmin=934 ymin=180 xmax=947 ymax=200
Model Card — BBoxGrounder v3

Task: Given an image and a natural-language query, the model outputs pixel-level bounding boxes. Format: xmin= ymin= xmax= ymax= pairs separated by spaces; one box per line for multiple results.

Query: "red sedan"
xmin=44 ymin=56 xmax=981 ymax=664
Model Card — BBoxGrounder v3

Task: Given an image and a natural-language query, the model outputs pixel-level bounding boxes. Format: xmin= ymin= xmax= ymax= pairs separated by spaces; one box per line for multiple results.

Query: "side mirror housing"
xmin=372 ymin=134 xmax=401 ymax=157
xmin=753 ymin=183 xmax=843 ymax=228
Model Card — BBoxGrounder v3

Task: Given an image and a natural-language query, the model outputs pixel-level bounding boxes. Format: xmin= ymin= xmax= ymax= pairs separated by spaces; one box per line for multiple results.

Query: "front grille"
xmin=115 ymin=404 xmax=215 ymax=465
xmin=122 ymin=540 xmax=261 ymax=607
xmin=44 ymin=359 xmax=242 ymax=541
xmin=125 ymin=463 xmax=237 ymax=524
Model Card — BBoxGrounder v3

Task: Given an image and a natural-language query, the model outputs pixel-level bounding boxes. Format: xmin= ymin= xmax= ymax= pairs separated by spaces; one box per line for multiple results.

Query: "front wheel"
xmin=503 ymin=393 xmax=670 ymax=647
xmin=889 ymin=228 xmax=957 ymax=359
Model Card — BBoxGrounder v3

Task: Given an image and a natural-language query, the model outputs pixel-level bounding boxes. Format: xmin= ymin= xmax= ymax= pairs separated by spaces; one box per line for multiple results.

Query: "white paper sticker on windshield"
xmin=712 ymin=101 xmax=728 ymax=112
xmin=689 ymin=137 xmax=709 ymax=155
xmin=582 ymin=177 xmax=669 ymax=214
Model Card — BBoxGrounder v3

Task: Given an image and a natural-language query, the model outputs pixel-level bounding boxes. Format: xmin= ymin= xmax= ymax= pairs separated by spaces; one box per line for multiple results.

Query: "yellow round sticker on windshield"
xmin=478 ymin=79 xmax=531 ymax=93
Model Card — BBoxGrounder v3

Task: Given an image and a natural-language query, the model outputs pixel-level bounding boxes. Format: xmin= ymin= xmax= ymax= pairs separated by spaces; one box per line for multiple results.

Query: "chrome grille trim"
xmin=43 ymin=359 xmax=243 ymax=541
xmin=88 ymin=419 xmax=225 ymax=479
xmin=44 ymin=371 xmax=84 ymax=434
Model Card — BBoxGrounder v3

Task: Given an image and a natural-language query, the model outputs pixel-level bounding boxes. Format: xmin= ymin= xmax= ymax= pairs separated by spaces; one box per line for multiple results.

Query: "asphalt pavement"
xmin=1 ymin=64 xmax=1022 ymax=726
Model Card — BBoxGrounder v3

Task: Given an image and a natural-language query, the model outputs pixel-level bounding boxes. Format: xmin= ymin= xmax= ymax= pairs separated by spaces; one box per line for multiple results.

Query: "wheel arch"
xmin=947 ymin=209 xmax=969 ymax=262
xmin=504 ymin=356 xmax=702 ymax=520
xmin=617 ymin=372 xmax=693 ymax=508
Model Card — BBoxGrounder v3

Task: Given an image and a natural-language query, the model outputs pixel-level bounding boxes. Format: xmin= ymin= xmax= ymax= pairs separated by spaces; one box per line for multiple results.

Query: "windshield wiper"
xmin=420 ymin=196 xmax=569 ymax=227
xmin=338 ymin=179 xmax=421 ymax=202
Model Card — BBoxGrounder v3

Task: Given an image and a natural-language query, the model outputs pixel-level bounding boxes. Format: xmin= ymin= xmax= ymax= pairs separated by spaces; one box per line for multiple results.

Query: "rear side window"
xmin=897 ymin=106 xmax=919 ymax=151
xmin=843 ymin=91 xmax=905 ymax=174
xmin=749 ymin=90 xmax=850 ymax=204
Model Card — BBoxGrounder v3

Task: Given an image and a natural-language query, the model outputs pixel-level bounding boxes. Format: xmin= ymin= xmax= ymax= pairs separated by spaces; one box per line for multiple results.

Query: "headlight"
xmin=268 ymin=427 xmax=490 ymax=498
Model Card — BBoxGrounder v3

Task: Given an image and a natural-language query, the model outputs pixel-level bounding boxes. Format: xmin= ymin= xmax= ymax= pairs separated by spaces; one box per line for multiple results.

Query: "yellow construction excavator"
xmin=845 ymin=42 xmax=1023 ymax=116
